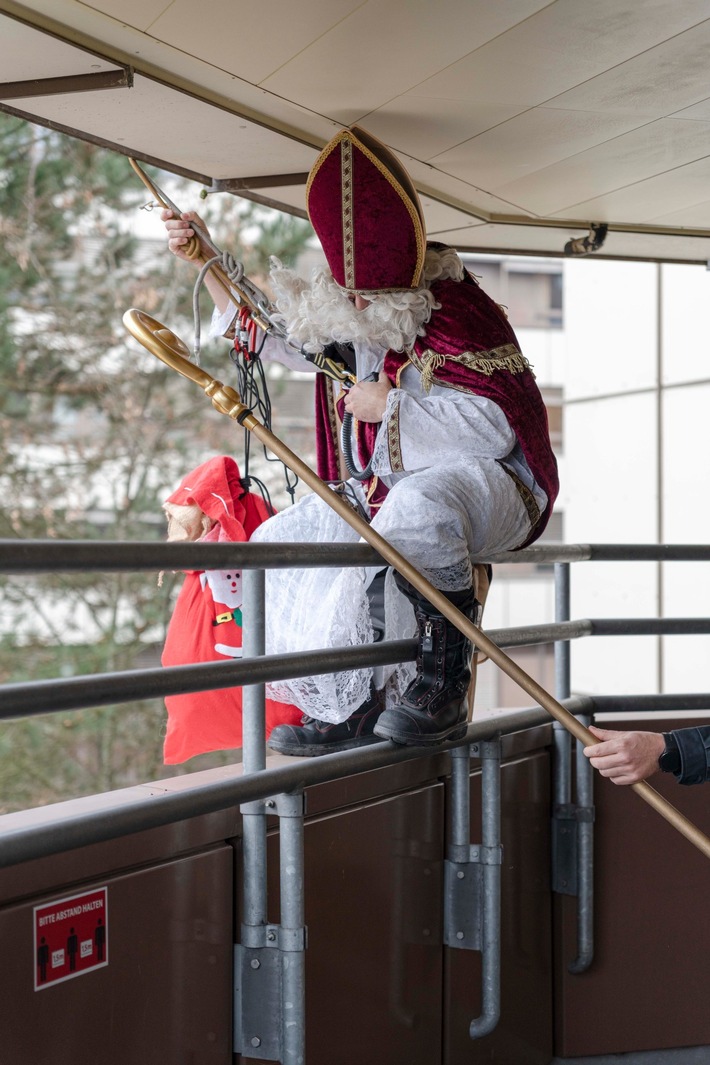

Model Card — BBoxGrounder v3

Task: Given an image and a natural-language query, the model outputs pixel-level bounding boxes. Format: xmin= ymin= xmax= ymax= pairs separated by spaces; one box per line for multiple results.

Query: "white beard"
xmin=269 ymin=259 xmax=441 ymax=354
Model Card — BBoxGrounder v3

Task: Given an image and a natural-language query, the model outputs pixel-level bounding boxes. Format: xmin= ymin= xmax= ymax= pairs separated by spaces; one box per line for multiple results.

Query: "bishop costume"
xmin=214 ymin=127 xmax=559 ymax=754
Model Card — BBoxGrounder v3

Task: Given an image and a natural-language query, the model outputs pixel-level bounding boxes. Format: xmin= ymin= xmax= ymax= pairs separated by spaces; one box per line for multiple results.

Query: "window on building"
xmin=461 ymin=257 xmax=563 ymax=329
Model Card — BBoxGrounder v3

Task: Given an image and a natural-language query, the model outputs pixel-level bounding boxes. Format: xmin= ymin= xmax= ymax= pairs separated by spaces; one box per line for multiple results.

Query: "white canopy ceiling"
xmin=2 ymin=0 xmax=710 ymax=263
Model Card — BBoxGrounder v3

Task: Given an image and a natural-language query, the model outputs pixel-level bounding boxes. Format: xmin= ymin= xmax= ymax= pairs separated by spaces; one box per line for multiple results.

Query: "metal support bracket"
xmin=551 ymin=802 xmax=595 ymax=896
xmin=444 ymin=859 xmax=482 ymax=949
xmin=444 ymin=841 xmax=503 ymax=949
xmin=234 ymin=939 xmax=283 ymax=1060
xmin=445 ymin=738 xmax=504 ymax=1040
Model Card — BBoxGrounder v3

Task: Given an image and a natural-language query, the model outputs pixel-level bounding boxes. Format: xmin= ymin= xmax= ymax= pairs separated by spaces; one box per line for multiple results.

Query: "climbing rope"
xmin=189 ymin=256 xmax=299 ymax=508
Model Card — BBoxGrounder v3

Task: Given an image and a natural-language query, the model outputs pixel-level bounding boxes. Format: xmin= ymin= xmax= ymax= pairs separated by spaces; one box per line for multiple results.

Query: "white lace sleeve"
xmin=210 ymin=301 xmax=239 ymax=339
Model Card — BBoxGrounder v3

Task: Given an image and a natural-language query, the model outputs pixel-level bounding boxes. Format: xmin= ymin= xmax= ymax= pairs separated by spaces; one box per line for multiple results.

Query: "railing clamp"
xmin=469 ymin=738 xmax=502 ymax=760
xmin=240 ymin=791 xmax=306 ymax=818
xmin=554 ymin=802 xmax=595 ymax=823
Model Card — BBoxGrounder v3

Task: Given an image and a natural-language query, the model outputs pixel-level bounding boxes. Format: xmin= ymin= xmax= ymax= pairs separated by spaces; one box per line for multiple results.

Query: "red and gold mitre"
xmin=306 ymin=126 xmax=426 ymax=294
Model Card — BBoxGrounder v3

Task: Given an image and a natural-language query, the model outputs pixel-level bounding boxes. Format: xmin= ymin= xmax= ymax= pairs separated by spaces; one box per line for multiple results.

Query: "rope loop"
xmin=221 ymin=251 xmax=245 ymax=285
xmin=182 ymin=235 xmax=202 ymax=261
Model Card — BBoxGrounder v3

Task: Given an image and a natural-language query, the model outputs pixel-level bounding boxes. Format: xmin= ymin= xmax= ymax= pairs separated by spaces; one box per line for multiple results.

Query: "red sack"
xmin=160 ymin=456 xmax=301 ymax=763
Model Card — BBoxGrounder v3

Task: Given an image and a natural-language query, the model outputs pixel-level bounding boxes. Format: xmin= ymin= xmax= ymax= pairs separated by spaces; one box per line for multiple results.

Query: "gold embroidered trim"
xmin=395 ymin=357 xmax=411 ymax=388
xmin=410 ymin=343 xmax=531 ymax=394
xmin=498 ymin=462 xmax=541 ymax=533
xmin=324 ymin=376 xmax=340 ymax=465
xmin=365 ymin=475 xmax=381 ymax=507
xmin=341 ymin=138 xmax=355 ymax=290
xmin=387 ymin=398 xmax=404 ymax=472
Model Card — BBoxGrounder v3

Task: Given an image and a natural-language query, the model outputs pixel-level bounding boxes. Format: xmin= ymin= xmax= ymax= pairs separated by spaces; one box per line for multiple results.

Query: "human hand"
xmin=342 ymin=373 xmax=393 ymax=423
xmin=161 ymin=209 xmax=208 ymax=263
xmin=582 ymin=725 xmax=666 ymax=785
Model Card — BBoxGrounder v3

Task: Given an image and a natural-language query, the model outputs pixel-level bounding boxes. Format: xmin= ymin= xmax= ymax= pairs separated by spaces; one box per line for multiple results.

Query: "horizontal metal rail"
xmin=0 ymin=539 xmax=383 ymax=572
xmin=0 ymin=640 xmax=418 ymax=719
xmin=3 ymin=539 xmax=710 ymax=573
xmin=4 ymin=618 xmax=710 ymax=720
xmin=0 ymin=707 xmax=551 ymax=869
xmin=487 ymin=617 xmax=710 ymax=647
xmin=485 ymin=543 xmax=710 ymax=564
xmin=572 ymin=694 xmax=710 ymax=713
xmin=588 ymin=618 xmax=710 ymax=636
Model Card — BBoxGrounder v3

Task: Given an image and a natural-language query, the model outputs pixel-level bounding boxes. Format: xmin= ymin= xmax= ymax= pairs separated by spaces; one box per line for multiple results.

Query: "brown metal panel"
xmin=0 ymin=802 xmax=239 ymax=908
xmin=0 ymin=721 xmax=554 ymax=1065
xmin=555 ymin=717 xmax=710 ymax=1057
xmin=1 ymin=847 xmax=233 ymax=1065
xmin=444 ymin=750 xmax=554 ymax=1065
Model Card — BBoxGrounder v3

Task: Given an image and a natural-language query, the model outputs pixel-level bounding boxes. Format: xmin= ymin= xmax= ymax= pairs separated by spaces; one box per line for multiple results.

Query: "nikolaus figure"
xmin=163 ymin=127 xmax=559 ymax=758
xmin=160 ymin=455 xmax=300 ymax=763
xmin=263 ymin=126 xmax=559 ymax=756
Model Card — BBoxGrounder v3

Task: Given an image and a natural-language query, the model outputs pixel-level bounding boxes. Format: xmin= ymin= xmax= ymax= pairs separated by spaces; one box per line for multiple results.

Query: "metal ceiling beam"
xmin=207 ymin=173 xmax=309 ymax=192
xmin=0 ymin=0 xmax=323 ymax=151
xmin=0 ymin=66 xmax=132 ymax=99
xmin=491 ymin=212 xmax=710 ymax=242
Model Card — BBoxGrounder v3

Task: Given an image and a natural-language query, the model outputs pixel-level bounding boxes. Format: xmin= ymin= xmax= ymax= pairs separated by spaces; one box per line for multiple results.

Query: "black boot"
xmin=267 ymin=687 xmax=384 ymax=757
xmin=373 ymin=576 xmax=481 ymax=747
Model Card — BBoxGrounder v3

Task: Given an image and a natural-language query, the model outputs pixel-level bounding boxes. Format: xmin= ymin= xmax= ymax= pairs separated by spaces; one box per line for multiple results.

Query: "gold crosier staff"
xmin=123 ymin=304 xmax=710 ymax=862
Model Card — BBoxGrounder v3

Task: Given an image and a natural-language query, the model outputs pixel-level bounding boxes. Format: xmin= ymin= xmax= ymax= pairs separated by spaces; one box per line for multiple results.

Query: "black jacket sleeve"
xmin=672 ymin=726 xmax=710 ymax=786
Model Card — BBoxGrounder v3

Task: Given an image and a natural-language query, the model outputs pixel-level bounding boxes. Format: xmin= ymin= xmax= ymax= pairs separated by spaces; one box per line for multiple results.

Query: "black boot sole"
xmin=267 ymin=733 xmax=384 ymax=757
xmin=373 ymin=720 xmax=468 ymax=747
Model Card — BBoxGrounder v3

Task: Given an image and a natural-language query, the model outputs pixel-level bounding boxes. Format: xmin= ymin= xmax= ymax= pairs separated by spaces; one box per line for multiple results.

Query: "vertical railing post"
xmin=551 ymin=562 xmax=595 ymax=973
xmin=235 ymin=569 xmax=308 ymax=1062
xmin=444 ymin=741 xmax=503 ymax=1041
xmin=569 ymin=713 xmax=594 ymax=974
xmin=277 ymin=791 xmax=307 ymax=1065
xmin=552 ymin=563 xmax=576 ymax=894
xmin=235 ymin=568 xmax=280 ymax=1060
xmin=241 ymin=568 xmax=267 ymax=925
xmin=553 ymin=562 xmax=572 ymax=805
xmin=469 ymin=738 xmax=502 ymax=1039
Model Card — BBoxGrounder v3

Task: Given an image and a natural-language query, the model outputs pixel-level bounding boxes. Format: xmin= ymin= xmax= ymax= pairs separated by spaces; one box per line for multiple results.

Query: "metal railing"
xmin=1 ymin=538 xmax=710 ymax=1063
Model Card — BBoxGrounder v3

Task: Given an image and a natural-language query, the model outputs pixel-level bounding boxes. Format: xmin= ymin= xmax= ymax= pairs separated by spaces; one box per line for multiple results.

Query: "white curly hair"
xmin=269 ymin=244 xmax=465 ymax=354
